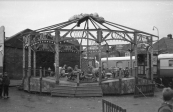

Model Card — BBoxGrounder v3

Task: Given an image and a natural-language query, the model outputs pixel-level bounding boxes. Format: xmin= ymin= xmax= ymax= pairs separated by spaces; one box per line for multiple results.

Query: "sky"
xmin=0 ymin=0 xmax=173 ymax=40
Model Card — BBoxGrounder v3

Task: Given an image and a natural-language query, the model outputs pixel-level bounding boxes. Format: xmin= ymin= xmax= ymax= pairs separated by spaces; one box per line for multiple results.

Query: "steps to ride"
xmin=51 ymin=83 xmax=103 ymax=97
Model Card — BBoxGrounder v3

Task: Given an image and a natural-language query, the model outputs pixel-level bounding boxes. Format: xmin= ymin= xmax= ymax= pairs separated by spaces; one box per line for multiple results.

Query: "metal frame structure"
xmin=20 ymin=13 xmax=158 ymax=87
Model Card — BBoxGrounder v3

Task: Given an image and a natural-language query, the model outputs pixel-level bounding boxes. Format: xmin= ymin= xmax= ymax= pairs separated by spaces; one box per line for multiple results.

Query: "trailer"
xmin=158 ymin=54 xmax=173 ymax=77
xmin=101 ymin=56 xmax=135 ymax=69
xmin=157 ymin=54 xmax=173 ymax=87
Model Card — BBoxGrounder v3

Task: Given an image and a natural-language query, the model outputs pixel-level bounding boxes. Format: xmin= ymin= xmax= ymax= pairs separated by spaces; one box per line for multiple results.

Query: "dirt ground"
xmin=0 ymin=87 xmax=163 ymax=112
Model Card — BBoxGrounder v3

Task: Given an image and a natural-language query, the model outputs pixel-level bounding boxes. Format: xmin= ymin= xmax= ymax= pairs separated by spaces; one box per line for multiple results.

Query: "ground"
xmin=0 ymin=87 xmax=163 ymax=112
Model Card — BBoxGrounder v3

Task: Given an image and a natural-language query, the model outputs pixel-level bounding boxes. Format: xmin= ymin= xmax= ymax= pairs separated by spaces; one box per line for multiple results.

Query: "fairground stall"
xmin=19 ymin=13 xmax=158 ymax=97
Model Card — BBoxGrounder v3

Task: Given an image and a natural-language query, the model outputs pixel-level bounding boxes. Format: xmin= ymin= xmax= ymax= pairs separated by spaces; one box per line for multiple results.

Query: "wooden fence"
xmin=102 ymin=99 xmax=126 ymax=112
xmin=134 ymin=77 xmax=155 ymax=97
xmin=23 ymin=68 xmax=53 ymax=93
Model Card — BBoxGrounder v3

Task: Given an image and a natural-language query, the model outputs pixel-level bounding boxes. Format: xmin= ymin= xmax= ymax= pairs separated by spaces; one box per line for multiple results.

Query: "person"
xmin=0 ymin=73 xmax=3 ymax=98
xmin=66 ymin=66 xmax=74 ymax=80
xmin=74 ymin=65 xmax=81 ymax=74
xmin=87 ymin=64 xmax=93 ymax=74
xmin=124 ymin=67 xmax=129 ymax=78
xmin=61 ymin=64 xmax=66 ymax=77
xmin=158 ymin=87 xmax=173 ymax=112
xmin=3 ymin=72 xmax=10 ymax=99
xmin=74 ymin=65 xmax=79 ymax=72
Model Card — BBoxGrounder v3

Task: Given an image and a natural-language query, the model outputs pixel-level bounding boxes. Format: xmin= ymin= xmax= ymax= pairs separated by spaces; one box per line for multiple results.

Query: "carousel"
xmin=19 ymin=13 xmax=158 ymax=97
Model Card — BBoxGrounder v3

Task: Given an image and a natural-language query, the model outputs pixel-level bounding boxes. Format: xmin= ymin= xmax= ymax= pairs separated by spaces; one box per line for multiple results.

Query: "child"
xmin=0 ymin=73 xmax=3 ymax=98
xmin=3 ymin=72 xmax=10 ymax=99
xmin=158 ymin=88 xmax=173 ymax=112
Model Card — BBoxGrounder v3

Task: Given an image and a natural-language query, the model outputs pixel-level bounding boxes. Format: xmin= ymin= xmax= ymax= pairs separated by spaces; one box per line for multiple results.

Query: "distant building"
xmin=153 ymin=34 xmax=173 ymax=54
xmin=109 ymin=44 xmax=135 ymax=57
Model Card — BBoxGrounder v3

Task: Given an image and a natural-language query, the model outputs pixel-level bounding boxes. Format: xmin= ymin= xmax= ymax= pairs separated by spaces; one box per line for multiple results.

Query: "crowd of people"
xmin=0 ymin=72 xmax=10 ymax=99
xmin=58 ymin=64 xmax=132 ymax=81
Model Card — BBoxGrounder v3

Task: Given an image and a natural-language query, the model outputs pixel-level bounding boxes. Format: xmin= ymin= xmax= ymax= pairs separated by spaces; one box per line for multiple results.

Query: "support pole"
xmin=97 ymin=29 xmax=102 ymax=85
xmin=130 ymin=44 xmax=133 ymax=77
xmin=150 ymin=36 xmax=153 ymax=80
xmin=86 ymin=20 xmax=89 ymax=73
xmin=98 ymin=42 xmax=102 ymax=85
xmin=119 ymin=78 xmax=122 ymax=95
xmin=28 ymin=35 xmax=31 ymax=92
xmin=77 ymin=72 xmax=79 ymax=86
xmin=146 ymin=48 xmax=149 ymax=79
xmin=55 ymin=30 xmax=60 ymax=84
xmin=87 ymin=20 xmax=89 ymax=60
xmin=106 ymin=51 xmax=109 ymax=71
xmin=22 ymin=36 xmax=25 ymax=87
xmin=134 ymin=33 xmax=138 ymax=84
xmin=39 ymin=67 xmax=42 ymax=94
xmin=33 ymin=51 xmax=36 ymax=77
xmin=80 ymin=46 xmax=82 ymax=69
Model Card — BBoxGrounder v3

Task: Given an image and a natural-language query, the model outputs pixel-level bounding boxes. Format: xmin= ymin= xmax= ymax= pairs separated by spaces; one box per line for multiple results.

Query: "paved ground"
xmin=10 ymin=80 xmax=22 ymax=87
xmin=0 ymin=87 xmax=163 ymax=112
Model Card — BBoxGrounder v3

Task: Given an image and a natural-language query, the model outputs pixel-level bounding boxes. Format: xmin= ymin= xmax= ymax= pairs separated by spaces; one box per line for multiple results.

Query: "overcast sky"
xmin=0 ymin=0 xmax=173 ymax=39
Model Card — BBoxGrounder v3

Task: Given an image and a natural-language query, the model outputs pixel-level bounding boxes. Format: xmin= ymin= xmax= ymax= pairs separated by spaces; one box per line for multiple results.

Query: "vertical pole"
xmin=97 ymin=29 xmax=102 ymax=85
xmin=39 ymin=67 xmax=42 ymax=94
xmin=86 ymin=20 xmax=89 ymax=72
xmin=150 ymin=36 xmax=153 ymax=80
xmin=119 ymin=78 xmax=122 ymax=94
xmin=55 ymin=30 xmax=60 ymax=84
xmin=134 ymin=33 xmax=138 ymax=84
xmin=106 ymin=51 xmax=109 ymax=71
xmin=28 ymin=35 xmax=31 ymax=92
xmin=77 ymin=72 xmax=79 ymax=86
xmin=99 ymin=42 xmax=102 ymax=85
xmin=33 ymin=51 xmax=36 ymax=77
xmin=43 ymin=68 xmax=45 ymax=77
xmin=22 ymin=36 xmax=25 ymax=86
xmin=130 ymin=44 xmax=133 ymax=77
xmin=80 ymin=45 xmax=82 ymax=69
xmin=106 ymin=44 xmax=109 ymax=70
xmin=87 ymin=20 xmax=89 ymax=60
xmin=102 ymin=100 xmax=104 ymax=112
xmin=146 ymin=48 xmax=149 ymax=79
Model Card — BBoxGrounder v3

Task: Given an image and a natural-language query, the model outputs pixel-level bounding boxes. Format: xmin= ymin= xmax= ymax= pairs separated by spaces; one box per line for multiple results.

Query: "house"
xmin=153 ymin=34 xmax=173 ymax=54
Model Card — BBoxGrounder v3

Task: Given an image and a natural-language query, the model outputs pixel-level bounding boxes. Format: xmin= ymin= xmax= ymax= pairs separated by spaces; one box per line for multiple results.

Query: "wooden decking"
xmin=50 ymin=77 xmax=103 ymax=97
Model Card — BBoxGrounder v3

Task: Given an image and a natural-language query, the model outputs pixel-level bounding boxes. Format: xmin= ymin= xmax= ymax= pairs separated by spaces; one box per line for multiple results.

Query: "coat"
xmin=3 ymin=76 xmax=10 ymax=86
xmin=0 ymin=77 xmax=2 ymax=85
xmin=158 ymin=102 xmax=173 ymax=112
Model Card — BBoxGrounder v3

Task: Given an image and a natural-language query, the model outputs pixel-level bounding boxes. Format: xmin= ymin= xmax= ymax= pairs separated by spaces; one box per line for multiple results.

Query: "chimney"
xmin=167 ymin=34 xmax=172 ymax=39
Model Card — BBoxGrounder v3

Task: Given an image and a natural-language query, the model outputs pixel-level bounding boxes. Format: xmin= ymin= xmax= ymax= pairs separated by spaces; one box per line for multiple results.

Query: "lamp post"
xmin=153 ymin=26 xmax=160 ymax=80
xmin=153 ymin=26 xmax=160 ymax=54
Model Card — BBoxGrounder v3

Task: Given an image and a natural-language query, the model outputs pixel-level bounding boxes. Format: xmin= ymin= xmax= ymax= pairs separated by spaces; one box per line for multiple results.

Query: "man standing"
xmin=0 ymin=73 xmax=3 ymax=98
xmin=3 ymin=72 xmax=10 ymax=99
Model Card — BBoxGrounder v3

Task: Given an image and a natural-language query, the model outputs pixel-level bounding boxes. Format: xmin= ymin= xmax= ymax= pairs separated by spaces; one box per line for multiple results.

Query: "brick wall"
xmin=4 ymin=47 xmax=80 ymax=79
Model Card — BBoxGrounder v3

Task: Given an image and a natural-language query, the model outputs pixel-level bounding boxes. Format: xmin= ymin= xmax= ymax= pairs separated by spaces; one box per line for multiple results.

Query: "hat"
xmin=162 ymin=88 xmax=173 ymax=101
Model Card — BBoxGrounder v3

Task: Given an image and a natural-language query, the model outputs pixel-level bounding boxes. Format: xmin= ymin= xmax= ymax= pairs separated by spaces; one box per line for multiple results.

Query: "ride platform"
xmin=23 ymin=76 xmax=152 ymax=96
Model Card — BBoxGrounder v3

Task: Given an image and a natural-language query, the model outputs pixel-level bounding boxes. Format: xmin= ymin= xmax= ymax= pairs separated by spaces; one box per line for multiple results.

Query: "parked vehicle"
xmin=101 ymin=56 xmax=135 ymax=69
xmin=156 ymin=54 xmax=173 ymax=87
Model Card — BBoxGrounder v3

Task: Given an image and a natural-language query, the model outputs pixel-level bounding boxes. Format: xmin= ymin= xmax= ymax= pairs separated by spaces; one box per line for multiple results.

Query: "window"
xmin=169 ymin=60 xmax=173 ymax=67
